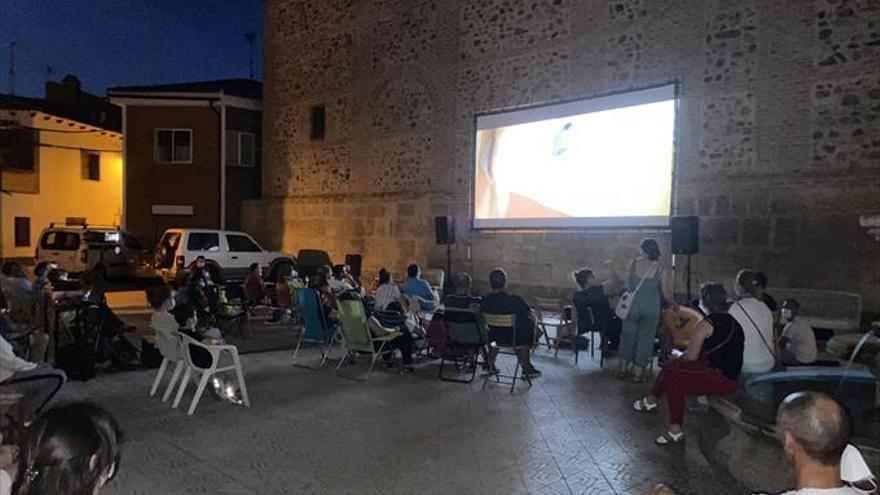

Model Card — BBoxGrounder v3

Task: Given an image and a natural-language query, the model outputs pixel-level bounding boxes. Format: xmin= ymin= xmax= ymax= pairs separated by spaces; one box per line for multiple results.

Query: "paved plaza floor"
xmin=56 ymin=347 xmax=747 ymax=495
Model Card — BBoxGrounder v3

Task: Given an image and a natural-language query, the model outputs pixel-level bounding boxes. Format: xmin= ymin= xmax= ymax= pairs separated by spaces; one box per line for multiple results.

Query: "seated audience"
xmin=32 ymin=262 xmax=54 ymax=290
xmin=572 ymin=264 xmax=621 ymax=352
xmin=0 ymin=331 xmax=66 ymax=422
xmin=242 ymin=263 xmax=265 ymax=305
xmin=443 ymin=272 xmax=481 ymax=311
xmin=46 ymin=268 xmax=79 ymax=294
xmin=366 ymin=312 xmax=414 ymax=372
xmin=13 ymin=402 xmax=121 ymax=495
xmin=480 ymin=268 xmax=540 ymax=378
xmin=652 ymin=391 xmax=859 ymax=495
xmin=0 ymin=262 xmax=34 ymax=298
xmin=633 ymin=283 xmax=743 ymax=445
xmin=400 ymin=264 xmax=438 ymax=313
xmin=147 ymin=284 xmax=221 ymax=371
xmin=374 ymin=269 xmax=403 ymax=311
xmin=81 ymin=265 xmax=135 ymax=338
xmin=308 ymin=268 xmax=337 ymax=315
xmin=439 ymin=272 xmax=486 ymax=365
xmin=190 ymin=256 xmax=212 ymax=283
xmin=729 ymin=269 xmax=776 ymax=374
xmin=755 ymin=271 xmax=779 ymax=313
xmin=190 ymin=257 xmax=220 ymax=314
xmin=268 ymin=269 xmax=297 ymax=324
xmin=779 ymin=299 xmax=817 ymax=366
xmin=328 ymin=264 xmax=358 ymax=295
xmin=173 ymin=304 xmax=224 ymax=369
xmin=442 ymin=272 xmax=482 ymax=326
xmin=146 ymin=284 xmax=178 ymax=333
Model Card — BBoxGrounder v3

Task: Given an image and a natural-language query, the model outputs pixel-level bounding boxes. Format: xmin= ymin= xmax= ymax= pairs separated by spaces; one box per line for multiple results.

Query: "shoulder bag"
xmin=734 ymin=300 xmax=780 ymax=369
xmin=615 ymin=261 xmax=659 ymax=320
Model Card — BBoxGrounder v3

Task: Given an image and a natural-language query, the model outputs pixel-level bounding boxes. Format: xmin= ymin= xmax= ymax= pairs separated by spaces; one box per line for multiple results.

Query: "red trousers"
xmin=651 ymin=363 xmax=737 ymax=426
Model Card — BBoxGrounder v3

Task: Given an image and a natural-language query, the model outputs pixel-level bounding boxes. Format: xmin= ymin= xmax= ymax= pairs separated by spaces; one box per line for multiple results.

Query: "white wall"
xmin=1 ymin=110 xmax=123 ymax=259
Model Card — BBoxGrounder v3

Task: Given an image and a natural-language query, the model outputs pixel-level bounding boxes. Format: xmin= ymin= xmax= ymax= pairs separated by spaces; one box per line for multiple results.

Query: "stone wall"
xmin=248 ymin=0 xmax=880 ymax=308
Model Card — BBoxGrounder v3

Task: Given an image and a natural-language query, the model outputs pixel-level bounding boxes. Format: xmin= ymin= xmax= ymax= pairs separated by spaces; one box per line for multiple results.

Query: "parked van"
xmin=154 ymin=229 xmax=296 ymax=283
xmin=35 ymin=223 xmax=145 ymax=277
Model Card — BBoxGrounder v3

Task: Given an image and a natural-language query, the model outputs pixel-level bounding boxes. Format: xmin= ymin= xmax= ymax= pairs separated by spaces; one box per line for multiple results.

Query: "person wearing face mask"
xmin=779 ymin=299 xmax=817 ymax=366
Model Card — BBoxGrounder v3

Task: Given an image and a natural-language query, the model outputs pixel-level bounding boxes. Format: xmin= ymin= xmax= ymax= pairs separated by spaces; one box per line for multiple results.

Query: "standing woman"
xmin=618 ymin=238 xmax=675 ymax=382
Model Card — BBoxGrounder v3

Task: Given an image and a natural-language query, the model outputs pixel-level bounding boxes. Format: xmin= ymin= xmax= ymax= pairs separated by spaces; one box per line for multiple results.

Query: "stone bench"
xmin=769 ymin=287 xmax=861 ymax=333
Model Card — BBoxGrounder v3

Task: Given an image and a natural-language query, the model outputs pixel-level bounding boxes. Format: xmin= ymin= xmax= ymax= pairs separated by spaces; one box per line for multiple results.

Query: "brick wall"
xmin=125 ymin=106 xmax=221 ymax=246
xmin=247 ymin=0 xmax=880 ymax=308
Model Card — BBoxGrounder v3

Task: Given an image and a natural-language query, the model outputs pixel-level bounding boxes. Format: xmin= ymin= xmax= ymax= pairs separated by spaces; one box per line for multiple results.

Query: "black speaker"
xmin=434 ymin=216 xmax=455 ymax=245
xmin=671 ymin=216 xmax=699 ymax=255
xmin=344 ymin=254 xmax=362 ymax=278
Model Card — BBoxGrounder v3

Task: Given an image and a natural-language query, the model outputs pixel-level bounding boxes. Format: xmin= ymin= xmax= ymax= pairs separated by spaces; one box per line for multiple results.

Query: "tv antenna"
xmin=7 ymin=41 xmax=16 ymax=95
xmin=244 ymin=32 xmax=255 ymax=79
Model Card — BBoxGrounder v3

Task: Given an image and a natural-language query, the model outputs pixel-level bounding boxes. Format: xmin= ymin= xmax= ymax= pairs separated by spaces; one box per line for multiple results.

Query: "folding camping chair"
xmin=482 ymin=312 xmax=532 ymax=393
xmin=291 ymin=287 xmax=337 ymax=368
xmin=334 ymin=299 xmax=400 ymax=380
xmin=437 ymin=309 xmax=488 ymax=383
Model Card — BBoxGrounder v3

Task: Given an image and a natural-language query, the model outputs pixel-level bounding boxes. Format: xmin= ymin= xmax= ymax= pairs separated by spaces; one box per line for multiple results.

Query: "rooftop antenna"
xmin=7 ymin=41 xmax=16 ymax=95
xmin=244 ymin=32 xmax=255 ymax=79
xmin=45 ymin=63 xmax=54 ymax=83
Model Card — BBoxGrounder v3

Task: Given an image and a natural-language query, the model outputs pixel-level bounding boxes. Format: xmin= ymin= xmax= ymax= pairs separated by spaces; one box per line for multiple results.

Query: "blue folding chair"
xmin=291 ymin=288 xmax=337 ymax=368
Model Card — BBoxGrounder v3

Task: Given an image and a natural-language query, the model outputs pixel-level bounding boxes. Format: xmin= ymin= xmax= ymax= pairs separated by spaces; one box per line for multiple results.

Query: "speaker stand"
xmin=686 ymin=254 xmax=693 ymax=303
xmin=446 ymin=242 xmax=452 ymax=283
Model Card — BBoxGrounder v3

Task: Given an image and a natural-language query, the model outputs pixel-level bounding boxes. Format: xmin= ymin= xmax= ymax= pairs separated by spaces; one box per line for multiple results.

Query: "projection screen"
xmin=473 ymin=84 xmax=678 ymax=229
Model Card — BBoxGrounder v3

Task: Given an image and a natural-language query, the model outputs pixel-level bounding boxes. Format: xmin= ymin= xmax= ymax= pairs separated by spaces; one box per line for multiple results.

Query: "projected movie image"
xmin=473 ymin=85 xmax=677 ymax=229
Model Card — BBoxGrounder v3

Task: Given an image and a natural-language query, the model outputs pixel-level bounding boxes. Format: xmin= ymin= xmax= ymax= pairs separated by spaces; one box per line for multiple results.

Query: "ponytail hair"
xmin=639 ymin=238 xmax=661 ymax=261
xmin=14 ymin=402 xmax=122 ymax=495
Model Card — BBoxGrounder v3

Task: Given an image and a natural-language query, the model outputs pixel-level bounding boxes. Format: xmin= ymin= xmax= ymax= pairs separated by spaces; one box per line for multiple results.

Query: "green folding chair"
xmin=438 ymin=310 xmax=488 ymax=383
xmin=334 ymin=299 xmax=400 ymax=379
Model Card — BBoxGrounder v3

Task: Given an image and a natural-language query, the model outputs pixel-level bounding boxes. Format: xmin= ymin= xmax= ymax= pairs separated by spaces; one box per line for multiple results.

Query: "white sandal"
xmin=655 ymin=430 xmax=684 ymax=445
xmin=632 ymin=398 xmax=658 ymax=412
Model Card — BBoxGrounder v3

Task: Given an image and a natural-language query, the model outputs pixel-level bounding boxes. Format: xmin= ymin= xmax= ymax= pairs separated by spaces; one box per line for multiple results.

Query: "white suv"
xmin=35 ymin=224 xmax=145 ymax=278
xmin=154 ymin=229 xmax=296 ymax=283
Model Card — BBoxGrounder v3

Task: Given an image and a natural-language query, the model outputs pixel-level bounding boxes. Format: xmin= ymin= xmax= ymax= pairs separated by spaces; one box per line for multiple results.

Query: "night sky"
xmin=0 ymin=0 xmax=263 ymax=98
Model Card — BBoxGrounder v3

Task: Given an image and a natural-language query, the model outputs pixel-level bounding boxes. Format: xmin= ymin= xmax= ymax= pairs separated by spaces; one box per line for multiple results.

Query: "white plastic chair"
xmin=149 ymin=312 xmax=186 ymax=402
xmin=172 ymin=334 xmax=250 ymax=416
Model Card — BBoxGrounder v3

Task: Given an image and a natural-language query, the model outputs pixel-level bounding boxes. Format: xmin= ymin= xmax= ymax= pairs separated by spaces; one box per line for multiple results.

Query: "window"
xmin=186 ymin=233 xmax=220 ymax=252
xmin=14 ymin=217 xmax=30 ymax=247
xmin=81 ymin=151 xmax=100 ymax=181
xmin=39 ymin=231 xmax=80 ymax=251
xmin=310 ymin=105 xmax=325 ymax=141
xmin=0 ymin=128 xmax=36 ymax=171
xmin=154 ymin=129 xmax=192 ymax=164
xmin=226 ymin=234 xmax=261 ymax=252
xmin=122 ymin=233 xmax=143 ymax=250
xmin=226 ymin=131 xmax=256 ymax=167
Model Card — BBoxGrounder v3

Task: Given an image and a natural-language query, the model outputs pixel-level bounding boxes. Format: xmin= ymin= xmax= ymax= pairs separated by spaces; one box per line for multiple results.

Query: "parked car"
xmin=35 ymin=223 xmax=146 ymax=278
xmin=154 ymin=229 xmax=296 ymax=283
xmin=295 ymin=249 xmax=333 ymax=280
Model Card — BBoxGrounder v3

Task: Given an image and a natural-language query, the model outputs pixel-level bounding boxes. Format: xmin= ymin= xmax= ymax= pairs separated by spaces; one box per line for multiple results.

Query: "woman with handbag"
xmin=616 ymin=238 xmax=673 ymax=382
xmin=631 ymin=283 xmax=744 ymax=445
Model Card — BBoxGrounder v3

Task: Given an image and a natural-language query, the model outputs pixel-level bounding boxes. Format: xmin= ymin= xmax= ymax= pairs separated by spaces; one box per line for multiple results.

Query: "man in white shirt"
xmin=779 ymin=299 xmax=818 ymax=366
xmin=0 ymin=333 xmax=66 ymax=422
xmin=728 ymin=269 xmax=775 ymax=373
xmin=651 ymin=391 xmax=862 ymax=495
xmin=328 ymin=264 xmax=358 ymax=295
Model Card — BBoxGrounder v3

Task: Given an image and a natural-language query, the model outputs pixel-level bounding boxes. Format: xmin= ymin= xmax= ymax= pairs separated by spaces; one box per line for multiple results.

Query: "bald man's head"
xmin=777 ymin=391 xmax=850 ymax=466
